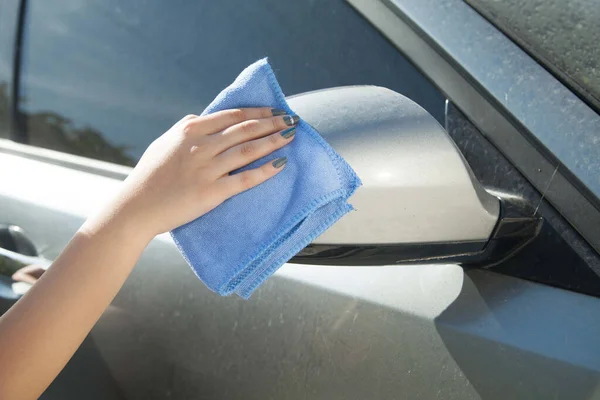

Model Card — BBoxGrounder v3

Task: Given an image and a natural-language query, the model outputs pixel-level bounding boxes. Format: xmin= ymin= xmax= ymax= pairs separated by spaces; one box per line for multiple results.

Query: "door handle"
xmin=0 ymin=225 xmax=51 ymax=298
xmin=0 ymin=224 xmax=38 ymax=257
xmin=0 ymin=224 xmax=51 ymax=276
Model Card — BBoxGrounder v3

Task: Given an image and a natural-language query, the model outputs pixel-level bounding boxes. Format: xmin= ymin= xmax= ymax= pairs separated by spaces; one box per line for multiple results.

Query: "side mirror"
xmin=287 ymin=87 xmax=541 ymax=266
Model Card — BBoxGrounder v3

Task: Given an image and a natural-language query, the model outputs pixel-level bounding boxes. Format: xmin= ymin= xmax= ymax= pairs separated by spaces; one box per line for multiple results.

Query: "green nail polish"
xmin=280 ymin=127 xmax=296 ymax=139
xmin=271 ymin=108 xmax=286 ymax=116
xmin=272 ymin=157 xmax=288 ymax=168
xmin=283 ymin=115 xmax=300 ymax=126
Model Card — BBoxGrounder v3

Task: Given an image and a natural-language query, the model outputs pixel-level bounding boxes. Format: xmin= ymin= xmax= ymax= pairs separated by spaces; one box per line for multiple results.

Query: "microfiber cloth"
xmin=171 ymin=58 xmax=361 ymax=299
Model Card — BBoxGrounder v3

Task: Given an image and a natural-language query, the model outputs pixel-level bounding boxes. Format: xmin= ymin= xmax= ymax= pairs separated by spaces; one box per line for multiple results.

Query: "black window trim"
xmin=9 ymin=0 xmax=27 ymax=143
xmin=347 ymin=0 xmax=600 ymax=255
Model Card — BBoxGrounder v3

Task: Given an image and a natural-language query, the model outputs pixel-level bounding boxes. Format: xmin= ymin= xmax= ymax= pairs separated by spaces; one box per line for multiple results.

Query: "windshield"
xmin=466 ymin=0 xmax=600 ymax=112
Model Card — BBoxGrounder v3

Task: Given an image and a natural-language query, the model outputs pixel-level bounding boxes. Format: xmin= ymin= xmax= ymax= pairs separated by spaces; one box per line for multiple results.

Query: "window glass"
xmin=466 ymin=0 xmax=600 ymax=113
xmin=20 ymin=0 xmax=444 ymax=166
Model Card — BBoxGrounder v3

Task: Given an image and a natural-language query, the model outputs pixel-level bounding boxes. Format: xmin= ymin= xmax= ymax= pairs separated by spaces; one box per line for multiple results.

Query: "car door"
xmin=1 ymin=1 xmax=600 ymax=400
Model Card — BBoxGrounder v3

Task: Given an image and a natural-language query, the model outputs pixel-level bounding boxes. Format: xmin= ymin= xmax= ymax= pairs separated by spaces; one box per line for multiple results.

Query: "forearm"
xmin=0 ymin=206 xmax=153 ymax=399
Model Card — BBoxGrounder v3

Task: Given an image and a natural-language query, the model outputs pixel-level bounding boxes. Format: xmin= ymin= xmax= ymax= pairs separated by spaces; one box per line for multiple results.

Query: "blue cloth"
xmin=171 ymin=59 xmax=361 ymax=298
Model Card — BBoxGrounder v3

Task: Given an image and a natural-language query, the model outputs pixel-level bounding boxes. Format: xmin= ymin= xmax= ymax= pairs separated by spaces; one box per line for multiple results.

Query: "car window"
xmin=465 ymin=0 xmax=600 ymax=113
xmin=17 ymin=0 xmax=444 ymax=166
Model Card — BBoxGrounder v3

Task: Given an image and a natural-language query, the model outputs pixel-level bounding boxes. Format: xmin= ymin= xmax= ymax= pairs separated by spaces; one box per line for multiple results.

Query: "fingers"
xmin=12 ymin=265 xmax=45 ymax=285
xmin=216 ymin=157 xmax=288 ymax=198
xmin=213 ymin=113 xmax=299 ymax=154
xmin=214 ymin=127 xmax=296 ymax=175
xmin=182 ymin=107 xmax=279 ymax=136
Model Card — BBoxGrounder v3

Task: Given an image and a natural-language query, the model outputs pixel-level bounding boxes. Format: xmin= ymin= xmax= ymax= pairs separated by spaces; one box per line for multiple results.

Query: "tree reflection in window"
xmin=0 ymin=81 xmax=135 ymax=166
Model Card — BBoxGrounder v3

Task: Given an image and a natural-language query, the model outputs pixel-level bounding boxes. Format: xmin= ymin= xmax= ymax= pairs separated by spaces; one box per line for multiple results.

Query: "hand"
xmin=112 ymin=108 xmax=297 ymax=238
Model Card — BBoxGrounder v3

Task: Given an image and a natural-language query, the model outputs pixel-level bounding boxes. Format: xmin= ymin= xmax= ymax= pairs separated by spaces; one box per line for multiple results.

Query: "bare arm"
xmin=0 ymin=108 xmax=297 ymax=399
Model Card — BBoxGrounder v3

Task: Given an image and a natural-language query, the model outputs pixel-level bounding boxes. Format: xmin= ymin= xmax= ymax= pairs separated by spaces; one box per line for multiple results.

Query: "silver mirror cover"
xmin=287 ymin=86 xmax=499 ymax=246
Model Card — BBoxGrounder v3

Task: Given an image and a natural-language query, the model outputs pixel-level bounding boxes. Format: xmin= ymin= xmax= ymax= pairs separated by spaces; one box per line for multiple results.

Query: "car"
xmin=1 ymin=0 xmax=599 ymax=399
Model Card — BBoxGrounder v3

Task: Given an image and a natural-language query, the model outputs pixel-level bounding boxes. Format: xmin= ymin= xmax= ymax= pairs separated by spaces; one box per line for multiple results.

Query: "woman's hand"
xmin=104 ymin=107 xmax=297 ymax=238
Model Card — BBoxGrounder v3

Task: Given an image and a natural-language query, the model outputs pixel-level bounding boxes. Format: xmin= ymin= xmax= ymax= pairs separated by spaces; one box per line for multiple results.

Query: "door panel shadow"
xmin=435 ymin=270 xmax=600 ymax=400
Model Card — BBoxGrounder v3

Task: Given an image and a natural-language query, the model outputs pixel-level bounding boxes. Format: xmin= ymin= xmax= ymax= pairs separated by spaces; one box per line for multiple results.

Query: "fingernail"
xmin=280 ymin=127 xmax=296 ymax=139
xmin=272 ymin=157 xmax=288 ymax=169
xmin=283 ymin=115 xmax=300 ymax=126
xmin=271 ymin=108 xmax=286 ymax=116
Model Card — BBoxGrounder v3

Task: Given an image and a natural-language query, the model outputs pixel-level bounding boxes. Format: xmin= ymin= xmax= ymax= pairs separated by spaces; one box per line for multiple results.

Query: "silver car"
xmin=1 ymin=0 xmax=599 ymax=399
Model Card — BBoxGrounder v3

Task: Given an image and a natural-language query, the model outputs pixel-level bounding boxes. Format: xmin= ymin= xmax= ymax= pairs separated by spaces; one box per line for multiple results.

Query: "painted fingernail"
xmin=283 ymin=115 xmax=300 ymax=126
xmin=271 ymin=108 xmax=287 ymax=116
xmin=280 ymin=127 xmax=296 ymax=139
xmin=272 ymin=157 xmax=288 ymax=169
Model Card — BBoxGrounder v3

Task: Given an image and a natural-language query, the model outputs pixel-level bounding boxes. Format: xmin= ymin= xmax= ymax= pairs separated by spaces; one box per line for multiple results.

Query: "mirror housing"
xmin=287 ymin=87 xmax=541 ymax=266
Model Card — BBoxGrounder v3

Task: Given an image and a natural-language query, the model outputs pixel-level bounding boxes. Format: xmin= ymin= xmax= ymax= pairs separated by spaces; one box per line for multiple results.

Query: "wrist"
xmin=81 ymin=197 xmax=156 ymax=249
